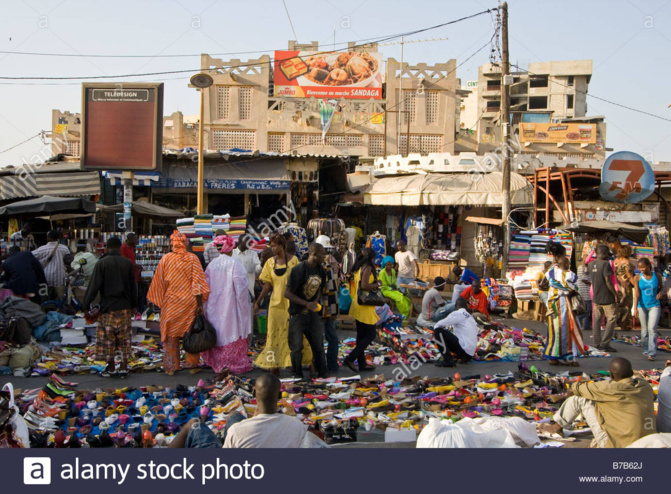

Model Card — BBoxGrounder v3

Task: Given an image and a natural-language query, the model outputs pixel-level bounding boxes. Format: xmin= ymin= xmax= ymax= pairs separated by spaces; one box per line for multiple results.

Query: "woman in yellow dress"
xmin=343 ymin=247 xmax=379 ymax=373
xmin=254 ymin=233 xmax=313 ymax=373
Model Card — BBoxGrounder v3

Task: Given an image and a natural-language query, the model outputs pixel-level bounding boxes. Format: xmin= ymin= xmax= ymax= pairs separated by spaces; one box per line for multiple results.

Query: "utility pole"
xmin=500 ymin=1 xmax=511 ymax=275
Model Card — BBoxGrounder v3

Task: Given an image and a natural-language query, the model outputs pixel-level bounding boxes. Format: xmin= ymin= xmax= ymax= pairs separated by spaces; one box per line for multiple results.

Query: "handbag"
xmin=0 ymin=383 xmax=29 ymax=448
xmin=182 ymin=313 xmax=217 ymax=354
xmin=569 ymin=291 xmax=587 ymax=316
xmin=357 ymin=269 xmax=386 ymax=307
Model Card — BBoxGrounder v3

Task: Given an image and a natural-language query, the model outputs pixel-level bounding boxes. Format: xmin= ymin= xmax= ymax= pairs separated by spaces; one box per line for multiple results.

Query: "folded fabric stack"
xmin=635 ymin=246 xmax=655 ymax=259
xmin=190 ymin=237 xmax=205 ymax=253
xmin=176 ymin=217 xmax=195 ymax=235
xmin=509 ymin=234 xmax=531 ymax=269
xmin=194 ymin=214 xmax=214 ymax=241
xmin=528 ymin=233 xmax=551 ymax=270
xmin=248 ymin=237 xmax=267 ymax=253
xmin=553 ymin=231 xmax=573 ymax=259
xmin=513 ymin=281 xmax=534 ymax=301
xmin=212 ymin=214 xmax=230 ymax=234
xmin=228 ymin=216 xmax=248 ymax=241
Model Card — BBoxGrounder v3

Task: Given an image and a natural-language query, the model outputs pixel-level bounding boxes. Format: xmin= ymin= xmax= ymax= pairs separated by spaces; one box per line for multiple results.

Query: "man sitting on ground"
xmin=417 ymin=277 xmax=453 ymax=326
xmin=539 ymin=357 xmax=655 ymax=448
xmin=432 ymin=297 xmax=478 ymax=367
xmin=169 ymin=373 xmax=327 ymax=448
xmin=460 ymin=279 xmax=490 ymax=321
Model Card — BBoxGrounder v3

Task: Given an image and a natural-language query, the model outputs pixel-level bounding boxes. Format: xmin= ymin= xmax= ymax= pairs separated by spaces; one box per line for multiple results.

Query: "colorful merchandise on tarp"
xmin=274 ymin=50 xmax=383 ymax=99
xmin=599 ymin=151 xmax=655 ymax=204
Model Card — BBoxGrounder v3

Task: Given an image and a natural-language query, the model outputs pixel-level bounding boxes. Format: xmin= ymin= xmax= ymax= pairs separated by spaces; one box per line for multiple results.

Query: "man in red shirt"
xmin=460 ymin=280 xmax=490 ymax=320
xmin=120 ymin=233 xmax=140 ymax=282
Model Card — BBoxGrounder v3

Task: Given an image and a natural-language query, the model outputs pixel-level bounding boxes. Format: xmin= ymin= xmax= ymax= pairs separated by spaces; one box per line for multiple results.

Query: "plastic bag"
xmin=570 ymin=292 xmax=586 ymax=315
xmin=1 ymin=383 xmax=29 ymax=448
xmin=416 ymin=417 xmax=518 ymax=449
xmin=339 ymin=285 xmax=351 ymax=314
xmin=182 ymin=314 xmax=217 ymax=354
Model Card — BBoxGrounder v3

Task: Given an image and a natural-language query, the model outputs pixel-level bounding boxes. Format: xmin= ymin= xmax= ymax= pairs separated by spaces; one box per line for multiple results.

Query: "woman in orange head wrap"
xmin=148 ymin=230 xmax=210 ymax=375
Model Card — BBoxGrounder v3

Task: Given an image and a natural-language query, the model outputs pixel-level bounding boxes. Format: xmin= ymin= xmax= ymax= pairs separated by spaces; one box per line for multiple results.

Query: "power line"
xmin=0 ymin=9 xmax=495 ymax=80
xmin=281 ymin=0 xmax=299 ymax=41
xmin=0 ymin=133 xmax=43 ymax=155
xmin=511 ymin=63 xmax=671 ymax=124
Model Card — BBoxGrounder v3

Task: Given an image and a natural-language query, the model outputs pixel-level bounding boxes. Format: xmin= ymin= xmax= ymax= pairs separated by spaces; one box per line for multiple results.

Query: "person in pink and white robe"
xmin=202 ymin=235 xmax=253 ymax=374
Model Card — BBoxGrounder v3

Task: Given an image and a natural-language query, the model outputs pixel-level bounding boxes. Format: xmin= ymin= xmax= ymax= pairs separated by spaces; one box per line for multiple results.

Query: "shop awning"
xmin=558 ymin=220 xmax=650 ymax=244
xmin=0 ymin=171 xmax=100 ymax=200
xmin=0 ymin=195 xmax=97 ymax=217
xmin=98 ymin=201 xmax=183 ymax=218
xmin=157 ymin=160 xmax=291 ymax=192
xmin=103 ymin=171 xmax=160 ymax=187
xmin=364 ymin=172 xmax=533 ymax=206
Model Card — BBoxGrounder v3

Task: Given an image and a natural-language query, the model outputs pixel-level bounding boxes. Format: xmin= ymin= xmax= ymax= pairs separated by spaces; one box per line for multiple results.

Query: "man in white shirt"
xmin=204 ymin=229 xmax=226 ymax=265
xmin=394 ymin=240 xmax=419 ymax=294
xmin=31 ymin=230 xmax=72 ymax=299
xmin=10 ymin=223 xmax=36 ymax=251
xmin=169 ymin=373 xmax=327 ymax=448
xmin=432 ymin=298 xmax=478 ymax=368
xmin=232 ymin=234 xmax=261 ymax=297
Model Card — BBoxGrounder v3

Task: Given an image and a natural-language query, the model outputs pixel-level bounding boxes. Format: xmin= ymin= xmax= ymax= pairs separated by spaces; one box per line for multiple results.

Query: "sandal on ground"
xmin=118 ymin=371 xmax=129 ymax=379
xmin=344 ymin=360 xmax=358 ymax=373
xmin=648 ymin=356 xmax=656 ymax=361
xmin=101 ymin=371 xmax=118 ymax=378
xmin=548 ymin=360 xmax=561 ymax=366
xmin=359 ymin=364 xmax=376 ymax=371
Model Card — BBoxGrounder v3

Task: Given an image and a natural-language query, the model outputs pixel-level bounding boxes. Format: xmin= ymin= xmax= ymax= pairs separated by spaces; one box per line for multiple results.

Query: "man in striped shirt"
xmin=32 ymin=230 xmax=72 ymax=299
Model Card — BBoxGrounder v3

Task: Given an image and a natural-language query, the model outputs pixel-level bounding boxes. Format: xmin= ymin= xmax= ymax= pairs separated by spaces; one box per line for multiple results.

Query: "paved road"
xmin=3 ymin=316 xmax=668 ymax=391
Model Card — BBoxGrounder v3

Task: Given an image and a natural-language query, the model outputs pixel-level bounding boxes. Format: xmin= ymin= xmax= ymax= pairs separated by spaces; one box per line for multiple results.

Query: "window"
xmin=239 ymin=87 xmax=252 ymax=120
xmin=486 ymin=80 xmax=501 ymax=90
xmin=529 ymin=76 xmax=548 ymax=88
xmin=426 ymin=91 xmax=439 ymax=124
xmin=567 ymin=94 xmax=574 ymax=110
xmin=368 ymin=135 xmax=385 ymax=156
xmin=65 ymin=140 xmax=80 ymax=156
xmin=529 ymin=96 xmax=548 ymax=109
xmin=346 ymin=135 xmax=363 ymax=147
xmin=268 ymin=133 xmax=285 ymax=153
xmin=399 ymin=135 xmax=443 ymax=155
xmin=217 ymin=87 xmax=230 ymax=119
xmin=211 ymin=130 xmax=256 ymax=150
xmin=402 ymin=90 xmax=416 ymax=124
xmin=486 ymin=100 xmax=500 ymax=111
xmin=568 ymin=76 xmax=575 ymax=87
xmin=291 ymin=134 xmax=309 ymax=148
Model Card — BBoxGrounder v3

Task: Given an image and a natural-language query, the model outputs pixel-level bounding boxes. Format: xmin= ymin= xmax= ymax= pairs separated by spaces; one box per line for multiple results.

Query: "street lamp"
xmin=190 ymin=73 xmax=214 ymax=215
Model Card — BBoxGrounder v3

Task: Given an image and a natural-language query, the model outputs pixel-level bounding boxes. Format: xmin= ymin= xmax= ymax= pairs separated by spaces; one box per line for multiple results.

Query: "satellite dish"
xmin=190 ymin=73 xmax=213 ymax=88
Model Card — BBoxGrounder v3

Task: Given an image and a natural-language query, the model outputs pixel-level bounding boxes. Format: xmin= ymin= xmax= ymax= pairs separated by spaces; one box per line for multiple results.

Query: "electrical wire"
xmin=281 ymin=0 xmax=299 ymax=41
xmin=0 ymin=133 xmax=43 ymax=155
xmin=511 ymin=63 xmax=671 ymax=124
xmin=0 ymin=9 xmax=495 ymax=80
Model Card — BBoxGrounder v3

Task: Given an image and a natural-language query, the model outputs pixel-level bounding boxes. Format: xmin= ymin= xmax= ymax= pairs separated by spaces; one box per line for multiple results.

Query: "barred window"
xmin=309 ymin=134 xmax=323 ymax=146
xmin=211 ymin=130 xmax=256 ymax=150
xmin=268 ymin=133 xmax=285 ymax=153
xmin=325 ymin=135 xmax=347 ymax=147
xmin=426 ymin=91 xmax=439 ymax=124
xmin=217 ymin=87 xmax=230 ymax=120
xmin=239 ymin=87 xmax=252 ymax=120
xmin=399 ymin=134 xmax=443 ymax=155
xmin=65 ymin=140 xmax=80 ymax=157
xmin=346 ymin=135 xmax=363 ymax=147
xmin=291 ymin=133 xmax=309 ymax=148
xmin=403 ymin=90 xmax=417 ymax=124
xmin=368 ymin=135 xmax=385 ymax=156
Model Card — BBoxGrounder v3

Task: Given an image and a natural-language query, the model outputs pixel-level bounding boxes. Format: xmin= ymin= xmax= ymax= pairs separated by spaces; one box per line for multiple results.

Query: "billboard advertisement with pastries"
xmin=274 ymin=50 xmax=383 ymax=99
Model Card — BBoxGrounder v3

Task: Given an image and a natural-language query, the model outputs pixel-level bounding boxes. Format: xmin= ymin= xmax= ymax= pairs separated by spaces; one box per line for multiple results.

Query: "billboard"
xmin=599 ymin=151 xmax=655 ymax=204
xmin=81 ymin=83 xmax=163 ymax=171
xmin=273 ymin=50 xmax=383 ymax=99
xmin=519 ymin=122 xmax=596 ymax=144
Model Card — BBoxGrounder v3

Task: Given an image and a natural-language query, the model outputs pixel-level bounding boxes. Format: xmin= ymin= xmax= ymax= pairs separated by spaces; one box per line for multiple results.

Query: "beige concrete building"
xmin=50 ymin=110 xmax=81 ymax=157
xmin=162 ymin=112 xmax=199 ymax=150
xmin=458 ymin=60 xmax=606 ymax=160
xmin=199 ymin=41 xmax=458 ymax=158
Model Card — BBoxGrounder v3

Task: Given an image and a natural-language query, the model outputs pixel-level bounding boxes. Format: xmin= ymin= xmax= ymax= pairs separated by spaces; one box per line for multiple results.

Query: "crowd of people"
xmin=535 ymin=238 xmax=665 ymax=366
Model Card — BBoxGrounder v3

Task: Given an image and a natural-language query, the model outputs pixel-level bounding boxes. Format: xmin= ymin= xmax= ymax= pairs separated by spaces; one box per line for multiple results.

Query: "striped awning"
xmin=103 ymin=171 xmax=159 ymax=186
xmin=0 ymin=174 xmax=37 ymax=200
xmin=0 ymin=171 xmax=100 ymax=200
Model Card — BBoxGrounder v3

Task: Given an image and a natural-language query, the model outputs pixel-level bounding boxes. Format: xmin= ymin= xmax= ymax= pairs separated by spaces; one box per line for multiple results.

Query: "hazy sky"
xmin=1 ymin=0 xmax=670 ymax=167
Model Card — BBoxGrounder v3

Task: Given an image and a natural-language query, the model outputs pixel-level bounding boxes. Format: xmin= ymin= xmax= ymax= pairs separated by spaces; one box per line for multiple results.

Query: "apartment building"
xmin=199 ymin=41 xmax=458 ymax=158
xmin=50 ymin=110 xmax=82 ymax=157
xmin=459 ymin=60 xmax=606 ymax=160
